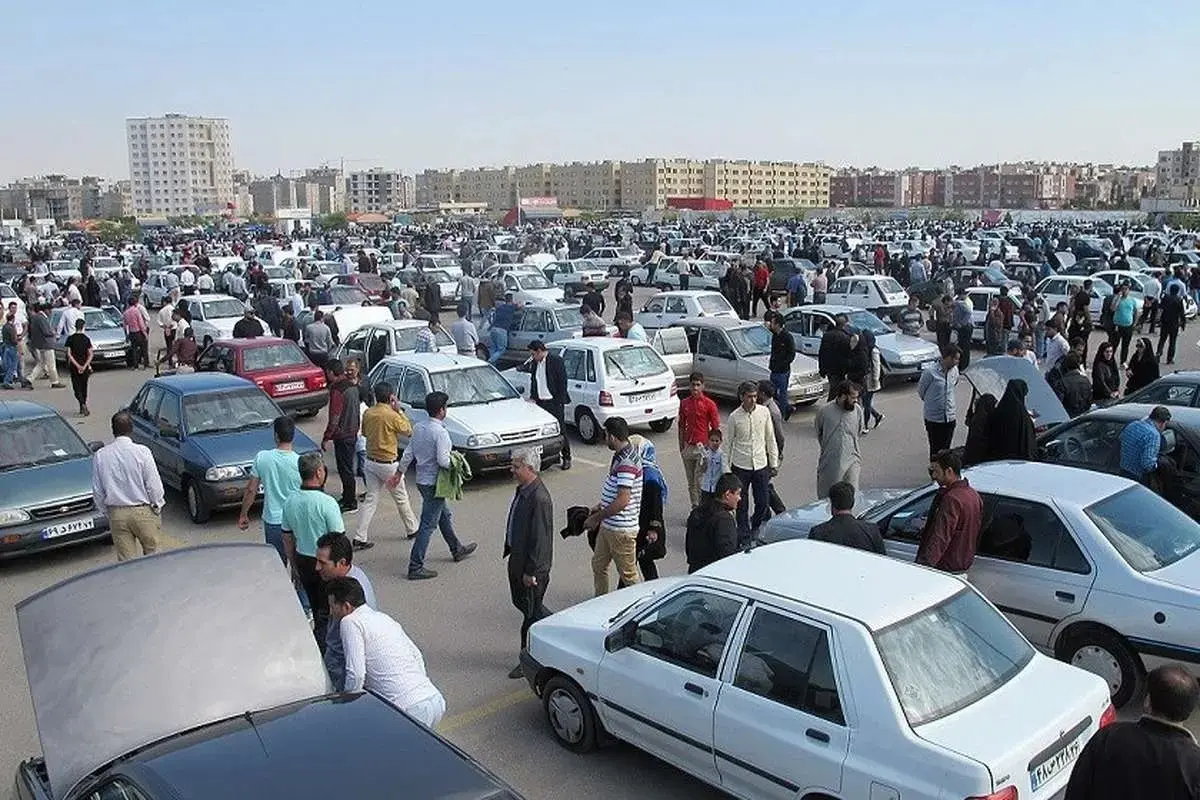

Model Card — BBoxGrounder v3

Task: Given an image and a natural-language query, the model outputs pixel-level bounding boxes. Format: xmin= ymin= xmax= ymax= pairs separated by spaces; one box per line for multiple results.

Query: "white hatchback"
xmin=634 ymin=290 xmax=736 ymax=331
xmin=521 ymin=540 xmax=1113 ymax=800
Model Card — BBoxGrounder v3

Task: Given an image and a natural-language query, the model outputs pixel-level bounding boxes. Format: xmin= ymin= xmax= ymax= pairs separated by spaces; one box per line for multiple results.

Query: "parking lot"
xmin=1 ymin=286 xmax=1199 ymax=799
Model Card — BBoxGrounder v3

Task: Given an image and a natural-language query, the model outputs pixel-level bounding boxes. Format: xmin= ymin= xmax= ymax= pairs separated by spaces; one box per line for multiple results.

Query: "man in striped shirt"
xmin=586 ymin=417 xmax=643 ymax=596
xmin=414 ymin=314 xmax=440 ymax=353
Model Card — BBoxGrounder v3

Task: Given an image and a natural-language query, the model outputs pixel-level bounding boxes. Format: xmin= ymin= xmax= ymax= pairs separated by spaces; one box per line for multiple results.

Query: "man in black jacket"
xmin=504 ymin=446 xmax=554 ymax=678
xmin=1059 ymin=353 xmax=1094 ymax=418
xmin=818 ymin=314 xmax=853 ymax=400
xmin=685 ymin=474 xmax=742 ymax=573
xmin=232 ymin=307 xmax=265 ymax=339
xmin=808 ymin=482 xmax=885 ymax=554
xmin=765 ymin=311 xmax=795 ymax=420
xmin=1065 ymin=663 xmax=1200 ymax=800
xmin=521 ymin=341 xmax=571 ymax=469
xmin=581 ymin=282 xmax=606 ymax=317
xmin=1158 ymin=283 xmax=1187 ymax=364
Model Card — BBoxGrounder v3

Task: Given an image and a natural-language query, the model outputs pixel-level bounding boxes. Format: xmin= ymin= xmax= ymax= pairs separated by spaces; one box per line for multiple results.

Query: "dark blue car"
xmin=0 ymin=400 xmax=110 ymax=558
xmin=126 ymin=373 xmax=319 ymax=523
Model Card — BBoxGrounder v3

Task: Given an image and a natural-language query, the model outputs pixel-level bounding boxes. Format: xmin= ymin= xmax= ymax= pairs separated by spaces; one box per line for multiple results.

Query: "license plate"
xmin=1030 ymin=729 xmax=1088 ymax=791
xmin=100 ymin=350 xmax=124 ymax=359
xmin=275 ymin=381 xmax=305 ymax=393
xmin=42 ymin=518 xmax=95 ymax=539
xmin=629 ymin=391 xmax=657 ymax=403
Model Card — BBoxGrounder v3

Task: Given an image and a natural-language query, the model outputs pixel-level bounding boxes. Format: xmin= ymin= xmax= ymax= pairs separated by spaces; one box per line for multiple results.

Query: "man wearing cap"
xmin=520 ymin=341 xmax=571 ymax=470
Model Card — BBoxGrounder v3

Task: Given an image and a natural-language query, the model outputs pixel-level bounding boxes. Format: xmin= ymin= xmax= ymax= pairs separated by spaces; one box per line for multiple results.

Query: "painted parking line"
xmin=568 ymin=456 xmax=608 ymax=469
xmin=438 ymin=687 xmax=534 ymax=734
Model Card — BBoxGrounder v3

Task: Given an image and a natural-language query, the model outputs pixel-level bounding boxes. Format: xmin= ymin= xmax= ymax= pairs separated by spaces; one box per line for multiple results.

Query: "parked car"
xmin=629 ymin=259 xmax=723 ymax=291
xmin=963 ymin=355 xmax=1069 ymax=433
xmin=194 ymin=338 xmax=328 ymax=416
xmin=486 ymin=303 xmax=596 ymax=367
xmin=963 ymin=285 xmax=1025 ymax=343
xmin=671 ymin=316 xmax=826 ymax=406
xmin=364 ymin=353 xmax=564 ymax=473
xmin=762 ymin=460 xmax=1200 ymax=707
xmin=542 ymin=259 xmax=610 ymax=297
xmin=1121 ymin=371 xmax=1200 ymax=408
xmin=391 ymin=267 xmax=461 ymax=309
xmin=634 ymin=290 xmax=736 ymax=331
xmin=781 ymin=304 xmax=940 ymax=381
xmin=13 ymin=543 xmax=525 ymax=800
xmin=51 ymin=306 xmax=128 ymax=366
xmin=503 ymin=338 xmax=679 ymax=444
xmin=498 ymin=269 xmax=564 ymax=306
xmin=521 ymin=538 xmax=1113 ymax=799
xmin=125 ymin=373 xmax=319 ymax=523
xmin=332 ymin=272 xmax=389 ymax=301
xmin=141 ymin=271 xmax=180 ymax=308
xmin=646 ymin=326 xmax=695 ymax=388
xmin=581 ymin=245 xmax=644 ymax=276
xmin=413 ymin=253 xmax=464 ymax=280
xmin=823 ymin=274 xmax=909 ymax=316
xmin=1034 ymin=275 xmax=1118 ymax=325
xmin=0 ymin=400 xmax=109 ymax=559
xmin=331 ymin=319 xmax=457 ymax=373
xmin=767 ymin=257 xmax=819 ymax=299
xmin=180 ymin=294 xmax=254 ymax=347
xmin=295 ymin=302 xmax=394 ymax=345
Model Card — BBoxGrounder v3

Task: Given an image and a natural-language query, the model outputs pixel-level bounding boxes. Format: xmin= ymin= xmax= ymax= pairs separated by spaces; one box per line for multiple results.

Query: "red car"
xmin=332 ymin=272 xmax=388 ymax=300
xmin=194 ymin=337 xmax=328 ymax=416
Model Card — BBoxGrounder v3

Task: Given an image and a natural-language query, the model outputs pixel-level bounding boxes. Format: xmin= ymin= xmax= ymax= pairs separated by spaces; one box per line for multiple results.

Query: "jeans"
xmin=510 ymin=572 xmax=551 ymax=650
xmin=332 ymin=439 xmax=357 ymax=506
xmin=862 ymin=390 xmax=881 ymax=425
xmin=731 ymin=465 xmax=771 ymax=546
xmin=1158 ymin=326 xmax=1180 ymax=363
xmin=1 ymin=344 xmax=17 ymax=385
xmin=770 ymin=371 xmax=791 ymax=419
xmin=488 ymin=327 xmax=508 ymax=364
xmin=409 ymin=483 xmax=464 ymax=574
xmin=1110 ymin=325 xmax=1134 ymax=363
xmin=956 ymin=325 xmax=974 ymax=370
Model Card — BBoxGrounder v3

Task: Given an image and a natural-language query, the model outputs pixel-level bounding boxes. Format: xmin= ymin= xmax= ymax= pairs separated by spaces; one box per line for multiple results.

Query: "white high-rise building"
xmin=126 ymin=114 xmax=235 ymax=217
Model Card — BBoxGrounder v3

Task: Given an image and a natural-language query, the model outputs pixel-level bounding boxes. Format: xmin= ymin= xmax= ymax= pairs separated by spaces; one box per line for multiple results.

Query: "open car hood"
xmin=17 ymin=543 xmax=331 ymax=800
xmin=965 ymin=355 xmax=1069 ymax=429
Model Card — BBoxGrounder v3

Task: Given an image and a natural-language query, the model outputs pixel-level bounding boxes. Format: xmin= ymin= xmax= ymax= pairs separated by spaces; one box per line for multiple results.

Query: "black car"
xmin=15 ymin=543 xmax=524 ymax=800
xmin=1122 ymin=372 xmax=1200 ymax=408
xmin=767 ymin=257 xmax=818 ymax=297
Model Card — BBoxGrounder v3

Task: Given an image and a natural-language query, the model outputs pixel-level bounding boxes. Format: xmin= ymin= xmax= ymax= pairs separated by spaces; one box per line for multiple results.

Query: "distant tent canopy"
xmin=347 ymin=212 xmax=390 ymax=225
xmin=502 ymin=203 xmax=563 ymax=227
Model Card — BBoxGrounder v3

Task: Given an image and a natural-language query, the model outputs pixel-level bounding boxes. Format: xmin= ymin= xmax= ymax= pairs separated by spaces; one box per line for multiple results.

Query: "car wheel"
xmin=576 ymin=408 xmax=600 ymax=445
xmin=185 ymin=480 xmax=212 ymax=525
xmin=630 ymin=275 xmax=642 ymax=286
xmin=542 ymin=676 xmax=599 ymax=753
xmin=648 ymin=418 xmax=674 ymax=433
xmin=1059 ymin=626 xmax=1144 ymax=707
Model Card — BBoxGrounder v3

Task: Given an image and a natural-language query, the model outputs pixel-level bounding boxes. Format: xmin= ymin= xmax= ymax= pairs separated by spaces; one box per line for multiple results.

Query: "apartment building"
xmin=550 ymin=161 xmax=621 ymax=209
xmin=346 ymin=168 xmax=414 ymax=214
xmin=701 ymin=160 xmax=831 ymax=208
xmin=126 ymin=114 xmax=235 ymax=217
xmin=302 ymin=167 xmax=348 ymax=214
xmin=0 ymin=175 xmax=110 ymax=221
xmin=1156 ymin=142 xmax=1200 ymax=206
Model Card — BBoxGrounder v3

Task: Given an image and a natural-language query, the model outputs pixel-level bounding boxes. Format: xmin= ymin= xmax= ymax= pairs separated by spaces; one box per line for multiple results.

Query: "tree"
xmin=318 ymin=212 xmax=349 ymax=231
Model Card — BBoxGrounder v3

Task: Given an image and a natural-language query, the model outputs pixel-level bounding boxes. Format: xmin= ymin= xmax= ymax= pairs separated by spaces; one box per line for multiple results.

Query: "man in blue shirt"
xmin=239 ymin=415 xmax=301 ymax=563
xmin=1119 ymin=406 xmax=1172 ymax=484
xmin=488 ymin=293 xmax=517 ymax=364
xmin=786 ymin=270 xmax=808 ymax=307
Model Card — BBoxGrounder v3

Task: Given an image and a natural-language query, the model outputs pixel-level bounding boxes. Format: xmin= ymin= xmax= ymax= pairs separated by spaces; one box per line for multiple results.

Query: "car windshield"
xmin=242 ymin=342 xmax=308 ymax=372
xmin=263 ymin=267 xmax=290 ymax=279
xmin=424 ymin=270 xmax=451 ymax=283
xmin=430 ymin=365 xmax=519 ymax=406
xmin=604 ymin=346 xmax=668 ymax=379
xmin=393 ymin=327 xmax=454 ymax=351
xmin=316 ymin=263 xmax=341 ymax=275
xmin=0 ymin=415 xmax=90 ymax=471
xmin=200 ymin=299 xmax=247 ymax=319
xmin=554 ymin=307 xmax=584 ymax=328
xmin=982 ymin=267 xmax=1008 ymax=283
xmin=430 ymin=256 xmax=458 ymax=270
xmin=183 ymin=388 xmax=279 ymax=434
xmin=697 ymin=294 xmax=733 ymax=314
xmin=875 ymin=589 xmax=1034 ymax=726
xmin=879 ymin=278 xmax=904 ymax=294
xmin=846 ymin=310 xmax=892 ymax=335
xmin=728 ymin=325 xmax=772 ymax=357
xmin=327 ymin=286 xmax=369 ymax=305
xmin=83 ymin=309 xmax=121 ymax=330
xmin=1084 ymin=485 xmax=1200 ymax=571
xmin=515 ymin=273 xmax=551 ymax=290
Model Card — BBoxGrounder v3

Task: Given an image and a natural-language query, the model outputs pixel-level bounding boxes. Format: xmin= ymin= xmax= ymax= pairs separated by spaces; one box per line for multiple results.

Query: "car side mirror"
xmin=605 ymin=619 xmax=638 ymax=653
xmin=158 ymin=422 xmax=180 ymax=439
xmin=1162 ymin=429 xmax=1178 ymax=454
xmin=88 ymin=440 xmax=104 ymax=453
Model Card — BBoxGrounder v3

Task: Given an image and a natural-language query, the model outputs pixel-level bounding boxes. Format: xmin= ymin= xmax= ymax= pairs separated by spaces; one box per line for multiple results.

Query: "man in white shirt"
xmin=92 ymin=410 xmax=165 ymax=561
xmin=449 ymin=306 xmax=478 ymax=356
xmin=196 ymin=271 xmax=215 ymax=293
xmin=158 ymin=291 xmax=179 ymax=354
xmin=723 ymin=380 xmax=779 ymax=547
xmin=179 ymin=266 xmax=197 ymax=295
xmin=316 ymin=533 xmax=377 ymax=690
xmin=57 ymin=298 xmax=85 ymax=339
xmin=1043 ymin=320 xmax=1070 ymax=373
xmin=65 ymin=279 xmax=83 ymax=306
xmin=327 ymin=576 xmax=446 ymax=727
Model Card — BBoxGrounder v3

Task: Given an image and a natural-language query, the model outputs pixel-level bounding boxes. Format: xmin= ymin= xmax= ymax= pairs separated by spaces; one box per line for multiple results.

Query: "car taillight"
xmin=306 ymin=373 xmax=326 ymax=390
xmin=1100 ymin=703 xmax=1117 ymax=728
xmin=256 ymin=379 xmax=274 ymax=396
xmin=599 ymin=391 xmax=613 ymax=406
xmin=967 ymin=788 xmax=1016 ymax=800
xmin=669 ymin=383 xmax=677 ymax=396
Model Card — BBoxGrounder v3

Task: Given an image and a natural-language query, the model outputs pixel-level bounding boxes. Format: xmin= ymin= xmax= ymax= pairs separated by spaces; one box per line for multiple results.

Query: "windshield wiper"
xmin=208 ymin=421 xmax=273 ymax=434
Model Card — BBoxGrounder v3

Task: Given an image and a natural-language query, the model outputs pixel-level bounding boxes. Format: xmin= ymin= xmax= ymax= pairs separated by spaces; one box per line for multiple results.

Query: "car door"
xmin=785 ymin=310 xmax=824 ymax=356
xmin=826 ymin=279 xmax=851 ymax=305
xmin=662 ymin=295 xmax=689 ymax=327
xmin=597 ymin=588 xmax=746 ymax=786
xmin=1162 ymin=429 xmax=1200 ymax=519
xmin=1039 ymin=418 xmax=1124 ymax=474
xmin=339 ymin=328 xmax=369 ymax=368
xmin=968 ymin=495 xmax=1095 ymax=649
xmin=636 ymin=297 xmax=666 ymax=329
xmin=128 ymin=381 xmax=165 ymax=456
xmin=713 ymin=606 xmax=849 ymax=799
xmin=150 ymin=390 xmax=187 ymax=490
xmin=874 ymin=488 xmax=937 ymax=562
xmin=695 ymin=327 xmax=738 ymax=396
xmin=512 ymin=308 xmax=551 ymax=354
xmin=557 ymin=345 xmax=589 ymax=421
xmin=365 ymin=327 xmax=390 ymax=372
xmin=396 ymin=367 xmax=431 ymax=434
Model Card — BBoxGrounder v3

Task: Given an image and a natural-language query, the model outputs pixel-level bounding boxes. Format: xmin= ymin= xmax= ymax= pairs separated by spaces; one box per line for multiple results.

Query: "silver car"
xmin=492 ymin=303 xmax=590 ymax=367
xmin=543 ymin=259 xmax=609 ymax=298
xmin=331 ymin=319 xmax=457 ymax=373
xmin=51 ymin=306 xmax=128 ymax=366
xmin=782 ymin=304 xmax=940 ymax=381
xmin=761 ymin=460 xmax=1200 ymax=707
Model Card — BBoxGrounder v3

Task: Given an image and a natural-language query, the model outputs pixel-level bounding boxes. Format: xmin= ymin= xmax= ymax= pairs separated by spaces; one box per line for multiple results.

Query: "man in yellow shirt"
xmin=354 ymin=381 xmax=418 ymax=549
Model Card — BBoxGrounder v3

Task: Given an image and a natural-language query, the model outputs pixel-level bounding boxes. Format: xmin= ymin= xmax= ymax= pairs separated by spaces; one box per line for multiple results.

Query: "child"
xmin=698 ymin=429 xmax=725 ymax=504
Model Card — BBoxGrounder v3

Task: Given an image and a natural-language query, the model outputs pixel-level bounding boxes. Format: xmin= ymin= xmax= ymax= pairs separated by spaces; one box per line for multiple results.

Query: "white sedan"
xmin=500 ymin=269 xmax=564 ymax=306
xmin=521 ymin=539 xmax=1113 ymax=800
xmin=634 ymin=290 xmax=737 ymax=331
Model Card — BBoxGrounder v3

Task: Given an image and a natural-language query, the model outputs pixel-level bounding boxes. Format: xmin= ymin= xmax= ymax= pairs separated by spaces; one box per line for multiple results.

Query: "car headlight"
xmin=897 ymin=353 xmax=920 ymax=365
xmin=0 ymin=508 xmax=31 ymax=526
xmin=466 ymin=433 xmax=500 ymax=448
xmin=541 ymin=421 xmax=560 ymax=437
xmin=205 ymin=465 xmax=246 ymax=481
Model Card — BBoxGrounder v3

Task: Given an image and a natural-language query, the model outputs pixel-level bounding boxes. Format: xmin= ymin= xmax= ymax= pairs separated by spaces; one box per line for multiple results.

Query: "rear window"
xmin=554 ymin=308 xmax=583 ymax=328
xmin=655 ymin=328 xmax=691 ymax=356
xmin=1084 ymin=485 xmax=1200 ymax=571
xmin=242 ymin=342 xmax=308 ymax=372
xmin=874 ymin=590 xmax=1033 ymax=725
xmin=697 ymin=294 xmax=733 ymax=314
xmin=604 ymin=346 xmax=669 ymax=379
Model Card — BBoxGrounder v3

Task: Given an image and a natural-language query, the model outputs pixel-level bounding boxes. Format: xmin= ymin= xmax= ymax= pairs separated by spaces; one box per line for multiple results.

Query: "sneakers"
xmin=352 ymin=539 xmax=375 ymax=551
xmin=407 ymin=568 xmax=438 ymax=580
xmin=338 ymin=500 xmax=358 ymax=514
xmin=453 ymin=542 xmax=478 ymax=562
xmin=49 ymin=382 xmax=65 ymax=389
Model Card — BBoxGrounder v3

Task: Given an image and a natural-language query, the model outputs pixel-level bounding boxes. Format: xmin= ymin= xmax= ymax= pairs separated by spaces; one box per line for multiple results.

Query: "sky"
xmin=2 ymin=0 xmax=1198 ymax=183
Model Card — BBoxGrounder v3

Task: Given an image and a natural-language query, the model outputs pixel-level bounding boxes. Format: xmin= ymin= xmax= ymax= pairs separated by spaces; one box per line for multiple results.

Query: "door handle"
xmin=1055 ymin=591 xmax=1075 ymax=603
xmin=806 ymin=728 xmax=830 ymax=743
xmin=683 ymin=682 xmax=705 ymax=696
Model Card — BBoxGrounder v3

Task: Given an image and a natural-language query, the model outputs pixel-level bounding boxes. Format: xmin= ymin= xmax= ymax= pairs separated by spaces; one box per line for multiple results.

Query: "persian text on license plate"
xmin=630 ymin=391 xmax=656 ymax=402
xmin=276 ymin=381 xmax=305 ymax=393
xmin=42 ymin=518 xmax=96 ymax=539
xmin=1030 ymin=729 xmax=1087 ymax=791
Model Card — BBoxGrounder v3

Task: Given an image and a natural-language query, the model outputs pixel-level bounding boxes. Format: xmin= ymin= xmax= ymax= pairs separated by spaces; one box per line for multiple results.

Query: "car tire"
xmin=1058 ymin=626 xmax=1144 ymax=708
xmin=648 ymin=418 xmax=674 ymax=433
xmin=185 ymin=480 xmax=212 ymax=525
xmin=576 ymin=408 xmax=601 ymax=445
xmin=542 ymin=676 xmax=599 ymax=753
xmin=630 ymin=276 xmax=642 ymax=286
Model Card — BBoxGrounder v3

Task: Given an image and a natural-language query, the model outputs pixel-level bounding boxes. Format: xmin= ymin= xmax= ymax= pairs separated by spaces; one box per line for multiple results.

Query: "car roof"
xmin=549 ymin=337 xmax=654 ymax=353
xmin=649 ymin=290 xmax=726 ymax=298
xmin=963 ymin=459 xmax=1136 ymax=506
xmin=783 ymin=303 xmax=860 ymax=316
xmin=210 ymin=337 xmax=298 ymax=350
xmin=148 ymin=373 xmax=256 ymax=393
xmin=0 ymin=399 xmax=58 ymax=422
xmin=673 ymin=315 xmax=757 ymax=329
xmin=376 ymin=352 xmax=490 ymax=373
xmin=1138 ymin=371 xmax=1200 ymax=385
xmin=188 ymin=293 xmax=240 ymax=302
xmin=698 ymin=540 xmax=962 ymax=631
xmin=1074 ymin=401 xmax=1200 ymax=424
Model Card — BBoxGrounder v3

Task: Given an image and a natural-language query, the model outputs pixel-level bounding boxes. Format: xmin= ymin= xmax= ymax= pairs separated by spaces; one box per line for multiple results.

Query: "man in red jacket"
xmin=322 ymin=359 xmax=362 ymax=512
xmin=915 ymin=449 xmax=983 ymax=575
xmin=752 ymin=260 xmax=770 ymax=317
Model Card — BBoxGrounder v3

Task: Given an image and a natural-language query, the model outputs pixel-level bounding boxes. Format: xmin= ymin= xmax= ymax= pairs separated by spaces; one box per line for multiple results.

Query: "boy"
xmin=698 ymin=429 xmax=725 ymax=504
